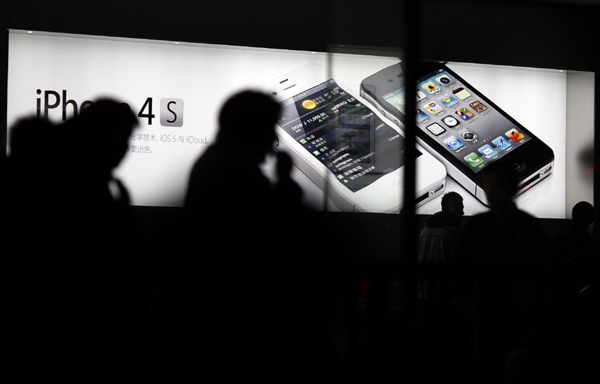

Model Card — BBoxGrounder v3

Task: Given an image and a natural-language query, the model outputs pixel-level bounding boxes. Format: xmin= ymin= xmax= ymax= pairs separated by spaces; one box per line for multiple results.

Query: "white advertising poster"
xmin=6 ymin=31 xmax=587 ymax=218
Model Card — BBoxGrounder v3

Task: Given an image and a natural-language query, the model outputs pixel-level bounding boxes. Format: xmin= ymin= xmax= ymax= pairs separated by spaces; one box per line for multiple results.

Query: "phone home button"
xmin=512 ymin=162 xmax=525 ymax=172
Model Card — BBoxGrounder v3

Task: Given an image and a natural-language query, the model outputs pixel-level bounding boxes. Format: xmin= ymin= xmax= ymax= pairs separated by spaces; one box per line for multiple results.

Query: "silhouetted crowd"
xmin=416 ymin=165 xmax=599 ymax=384
xmin=1 ymin=92 xmax=598 ymax=383
xmin=0 ymin=93 xmax=342 ymax=383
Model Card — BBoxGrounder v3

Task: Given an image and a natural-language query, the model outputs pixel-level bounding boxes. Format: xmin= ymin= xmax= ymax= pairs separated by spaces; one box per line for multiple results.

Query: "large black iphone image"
xmin=360 ymin=62 xmax=554 ymax=204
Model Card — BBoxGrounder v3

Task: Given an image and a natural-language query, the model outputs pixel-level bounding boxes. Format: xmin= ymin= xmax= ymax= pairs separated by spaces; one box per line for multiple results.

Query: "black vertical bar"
xmin=594 ymin=65 xmax=599 ymax=248
xmin=399 ymin=6 xmax=419 ymax=378
xmin=1 ymin=29 xmax=8 ymax=157
xmin=592 ymin=62 xmax=599 ymax=384
xmin=323 ymin=0 xmax=333 ymax=213
xmin=401 ymin=1 xmax=419 ymax=261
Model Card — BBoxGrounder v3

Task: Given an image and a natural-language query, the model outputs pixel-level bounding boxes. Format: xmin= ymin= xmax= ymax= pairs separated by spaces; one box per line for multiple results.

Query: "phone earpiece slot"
xmin=279 ymin=79 xmax=288 ymax=84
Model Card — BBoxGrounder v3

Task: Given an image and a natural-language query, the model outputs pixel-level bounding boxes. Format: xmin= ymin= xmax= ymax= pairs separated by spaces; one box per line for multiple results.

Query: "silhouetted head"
xmin=483 ymin=162 xmax=520 ymax=210
xmin=572 ymin=201 xmax=594 ymax=227
xmin=441 ymin=191 xmax=464 ymax=221
xmin=217 ymin=90 xmax=281 ymax=162
xmin=8 ymin=116 xmax=55 ymax=159
xmin=67 ymin=99 xmax=138 ymax=171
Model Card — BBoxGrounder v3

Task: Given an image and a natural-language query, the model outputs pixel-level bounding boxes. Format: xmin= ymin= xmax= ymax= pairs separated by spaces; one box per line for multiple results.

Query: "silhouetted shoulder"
xmin=184 ymin=144 xmax=272 ymax=213
xmin=461 ymin=207 xmax=549 ymax=266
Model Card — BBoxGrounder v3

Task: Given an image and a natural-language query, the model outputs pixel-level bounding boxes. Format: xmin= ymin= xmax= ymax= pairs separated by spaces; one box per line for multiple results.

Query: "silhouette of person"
xmin=462 ymin=163 xmax=550 ymax=265
xmin=184 ymin=90 xmax=310 ymax=260
xmin=3 ymin=116 xmax=57 ymax=255
xmin=548 ymin=201 xmax=598 ymax=384
xmin=4 ymin=100 xmax=137 ymax=258
xmin=58 ymin=100 xmax=143 ymax=380
xmin=185 ymin=90 xmax=285 ymax=231
xmin=169 ymin=90 xmax=321 ymax=383
xmin=61 ymin=99 xmax=136 ymax=202
xmin=417 ymin=191 xmax=464 ymax=303
xmin=553 ymin=201 xmax=596 ymax=266
xmin=458 ymin=162 xmax=551 ymax=384
xmin=5 ymin=101 xmax=137 ymax=256
xmin=54 ymin=99 xmax=138 ymax=255
xmin=414 ymin=192 xmax=472 ymax=381
xmin=3 ymin=102 xmax=141 ymax=382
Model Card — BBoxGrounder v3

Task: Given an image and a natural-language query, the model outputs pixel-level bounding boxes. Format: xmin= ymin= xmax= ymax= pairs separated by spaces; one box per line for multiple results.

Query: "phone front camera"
xmin=388 ymin=79 xmax=394 ymax=82
xmin=272 ymin=92 xmax=277 ymax=96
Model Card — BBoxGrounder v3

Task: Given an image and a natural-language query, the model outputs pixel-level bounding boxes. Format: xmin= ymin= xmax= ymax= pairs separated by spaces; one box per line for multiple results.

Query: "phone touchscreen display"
xmin=278 ymin=79 xmax=420 ymax=192
xmin=383 ymin=70 xmax=531 ymax=173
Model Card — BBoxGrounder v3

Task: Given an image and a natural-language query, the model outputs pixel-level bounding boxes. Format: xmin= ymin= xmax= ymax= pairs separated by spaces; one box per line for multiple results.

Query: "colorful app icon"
xmin=416 ymin=89 xmax=426 ymax=101
xmin=302 ymin=99 xmax=317 ymax=110
xmin=452 ymin=87 xmax=471 ymax=100
xmin=492 ymin=136 xmax=511 ymax=150
xmin=455 ymin=107 xmax=474 ymax=121
xmin=469 ymin=100 xmax=488 ymax=113
xmin=506 ymin=128 xmax=524 ymax=142
xmin=460 ymin=129 xmax=477 ymax=141
xmin=426 ymin=122 xmax=446 ymax=136
xmin=421 ymin=81 xmax=440 ymax=94
xmin=436 ymin=74 xmax=454 ymax=86
xmin=478 ymin=144 xmax=498 ymax=158
xmin=439 ymin=94 xmax=458 ymax=107
xmin=442 ymin=115 xmax=459 ymax=128
xmin=416 ymin=109 xmax=429 ymax=123
xmin=464 ymin=152 xmax=484 ymax=167
xmin=444 ymin=136 xmax=463 ymax=150
xmin=424 ymin=101 xmax=444 ymax=115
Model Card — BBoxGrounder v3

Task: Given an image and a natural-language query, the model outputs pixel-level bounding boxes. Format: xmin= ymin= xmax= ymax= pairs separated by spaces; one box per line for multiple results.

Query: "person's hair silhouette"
xmin=572 ymin=201 xmax=594 ymax=228
xmin=441 ymin=191 xmax=464 ymax=220
xmin=482 ymin=162 xmax=520 ymax=210
xmin=8 ymin=116 xmax=55 ymax=159
xmin=64 ymin=98 xmax=138 ymax=172
xmin=216 ymin=90 xmax=281 ymax=162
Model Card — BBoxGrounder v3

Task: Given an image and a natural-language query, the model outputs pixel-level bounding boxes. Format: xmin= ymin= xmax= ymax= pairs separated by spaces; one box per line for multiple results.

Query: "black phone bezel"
xmin=360 ymin=62 xmax=555 ymax=188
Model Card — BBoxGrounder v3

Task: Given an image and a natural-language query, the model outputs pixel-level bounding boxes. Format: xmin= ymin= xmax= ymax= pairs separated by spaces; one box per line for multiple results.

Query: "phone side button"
xmin=476 ymin=185 xmax=490 ymax=207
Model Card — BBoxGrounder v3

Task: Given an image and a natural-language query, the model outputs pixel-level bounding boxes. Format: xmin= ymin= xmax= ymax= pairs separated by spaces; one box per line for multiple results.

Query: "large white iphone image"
xmin=255 ymin=64 xmax=447 ymax=213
